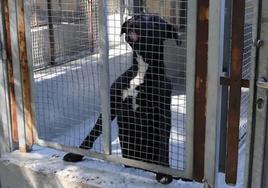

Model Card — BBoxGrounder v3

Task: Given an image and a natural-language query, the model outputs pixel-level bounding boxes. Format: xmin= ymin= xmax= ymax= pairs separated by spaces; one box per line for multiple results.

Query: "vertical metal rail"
xmin=193 ymin=0 xmax=209 ymax=182
xmin=16 ymin=0 xmax=34 ymax=152
xmin=225 ymin=0 xmax=246 ymax=184
xmin=98 ymin=0 xmax=111 ymax=155
xmin=185 ymin=0 xmax=196 ymax=179
xmin=47 ymin=0 xmax=55 ymax=65
xmin=0 ymin=0 xmax=12 ymax=154
xmin=3 ymin=0 xmax=19 ymax=144
xmin=8 ymin=0 xmax=27 ymax=153
xmin=204 ymin=0 xmax=223 ymax=186
xmin=218 ymin=0 xmax=231 ymax=173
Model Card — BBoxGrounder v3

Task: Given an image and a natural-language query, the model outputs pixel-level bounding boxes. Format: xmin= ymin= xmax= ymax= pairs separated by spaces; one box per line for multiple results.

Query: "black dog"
xmin=63 ymin=14 xmax=180 ymax=184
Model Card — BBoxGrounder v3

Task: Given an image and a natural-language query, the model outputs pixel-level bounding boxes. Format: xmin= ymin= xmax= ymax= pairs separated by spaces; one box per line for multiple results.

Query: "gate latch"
xmin=257 ymin=78 xmax=268 ymax=90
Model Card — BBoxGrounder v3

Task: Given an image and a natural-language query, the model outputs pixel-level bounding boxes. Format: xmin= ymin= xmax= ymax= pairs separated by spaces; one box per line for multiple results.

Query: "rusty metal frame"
xmin=193 ymin=0 xmax=209 ymax=182
xmin=7 ymin=0 xmax=35 ymax=152
xmin=2 ymin=0 xmax=19 ymax=144
xmin=17 ymin=0 xmax=35 ymax=151
xmin=220 ymin=77 xmax=250 ymax=88
xmin=225 ymin=0 xmax=246 ymax=184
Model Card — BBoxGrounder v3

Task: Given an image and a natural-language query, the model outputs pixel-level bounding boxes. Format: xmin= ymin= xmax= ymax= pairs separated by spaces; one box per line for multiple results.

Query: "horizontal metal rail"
xmin=36 ymin=138 xmax=191 ymax=180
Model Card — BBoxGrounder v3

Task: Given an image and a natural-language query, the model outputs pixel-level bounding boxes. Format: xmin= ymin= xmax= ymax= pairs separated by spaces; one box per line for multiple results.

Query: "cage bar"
xmin=193 ymin=0 xmax=209 ymax=182
xmin=98 ymin=0 xmax=111 ymax=155
xmin=226 ymin=0 xmax=246 ymax=184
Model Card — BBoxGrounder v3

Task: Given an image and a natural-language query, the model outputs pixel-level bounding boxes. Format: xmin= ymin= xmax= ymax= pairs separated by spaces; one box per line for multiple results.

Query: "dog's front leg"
xmin=63 ymin=114 xmax=104 ymax=162
xmin=63 ymin=93 xmax=117 ymax=162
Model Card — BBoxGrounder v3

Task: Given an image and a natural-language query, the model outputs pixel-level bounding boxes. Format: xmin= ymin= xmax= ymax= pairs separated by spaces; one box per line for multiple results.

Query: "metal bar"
xmin=204 ymin=0 xmax=223 ymax=186
xmin=47 ymin=0 xmax=55 ymax=65
xmin=3 ymin=0 xmax=19 ymax=144
xmin=193 ymin=0 xmax=209 ymax=182
xmin=8 ymin=0 xmax=27 ymax=153
xmin=220 ymin=77 xmax=250 ymax=88
xmin=0 ymin=0 xmax=12 ymax=155
xmin=218 ymin=0 xmax=232 ymax=173
xmin=36 ymin=138 xmax=191 ymax=179
xmin=185 ymin=0 xmax=197 ymax=179
xmin=23 ymin=0 xmax=38 ymax=142
xmin=225 ymin=0 xmax=246 ymax=184
xmin=98 ymin=0 xmax=111 ymax=155
xmin=16 ymin=0 xmax=34 ymax=152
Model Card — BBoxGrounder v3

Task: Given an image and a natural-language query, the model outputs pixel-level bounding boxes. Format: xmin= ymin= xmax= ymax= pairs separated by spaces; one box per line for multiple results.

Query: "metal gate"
xmin=0 ymin=0 xmax=258 ymax=187
xmin=28 ymin=0 xmax=195 ymax=180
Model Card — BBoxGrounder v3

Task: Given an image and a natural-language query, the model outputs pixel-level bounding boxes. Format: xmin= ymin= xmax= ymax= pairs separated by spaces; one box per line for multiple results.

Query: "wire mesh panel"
xmin=31 ymin=0 xmax=98 ymax=69
xmin=31 ymin=0 xmax=192 ymax=179
xmin=32 ymin=0 xmax=105 ymax=153
xmin=239 ymin=0 xmax=254 ymax=144
xmin=106 ymin=0 xmax=188 ymax=171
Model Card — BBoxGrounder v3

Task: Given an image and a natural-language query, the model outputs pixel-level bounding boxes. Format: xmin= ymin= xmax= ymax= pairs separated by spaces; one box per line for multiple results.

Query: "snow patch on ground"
xmin=1 ymin=145 xmax=246 ymax=187
xmin=1 ymin=146 xmax=204 ymax=188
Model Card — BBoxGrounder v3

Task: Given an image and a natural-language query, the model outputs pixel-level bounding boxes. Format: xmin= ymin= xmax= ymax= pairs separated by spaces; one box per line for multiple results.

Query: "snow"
xmin=1 ymin=146 xmax=203 ymax=188
xmin=1 ymin=145 xmax=246 ymax=187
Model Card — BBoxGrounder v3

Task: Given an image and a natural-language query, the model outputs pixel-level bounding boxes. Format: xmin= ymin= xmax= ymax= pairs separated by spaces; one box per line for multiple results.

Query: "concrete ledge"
xmin=0 ymin=146 xmax=201 ymax=188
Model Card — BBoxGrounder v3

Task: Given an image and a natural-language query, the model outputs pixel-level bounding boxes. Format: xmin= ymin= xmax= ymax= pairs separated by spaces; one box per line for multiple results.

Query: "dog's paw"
xmin=63 ymin=153 xmax=84 ymax=162
xmin=155 ymin=173 xmax=173 ymax=184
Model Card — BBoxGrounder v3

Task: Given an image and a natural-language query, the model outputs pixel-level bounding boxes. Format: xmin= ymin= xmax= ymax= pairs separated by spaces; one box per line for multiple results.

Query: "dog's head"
xmin=121 ymin=14 xmax=180 ymax=57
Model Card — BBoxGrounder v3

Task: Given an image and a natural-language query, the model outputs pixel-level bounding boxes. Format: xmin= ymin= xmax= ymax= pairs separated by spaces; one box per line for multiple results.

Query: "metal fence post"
xmin=204 ymin=0 xmax=223 ymax=186
xmin=7 ymin=0 xmax=34 ymax=152
xmin=193 ymin=0 xmax=209 ymax=181
xmin=0 ymin=0 xmax=12 ymax=155
xmin=185 ymin=0 xmax=197 ymax=179
xmin=218 ymin=0 xmax=231 ymax=173
xmin=98 ymin=0 xmax=111 ymax=155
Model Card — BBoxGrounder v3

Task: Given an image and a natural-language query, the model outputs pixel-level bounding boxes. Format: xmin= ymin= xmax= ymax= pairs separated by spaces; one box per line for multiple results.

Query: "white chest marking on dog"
xmin=122 ymin=54 xmax=149 ymax=111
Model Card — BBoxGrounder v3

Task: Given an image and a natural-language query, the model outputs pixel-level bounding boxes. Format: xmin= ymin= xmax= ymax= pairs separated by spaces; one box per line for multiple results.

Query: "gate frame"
xmin=4 ymin=0 xmax=199 ymax=181
xmin=203 ymin=0 xmax=224 ymax=186
xmin=3 ymin=0 xmax=232 ymax=183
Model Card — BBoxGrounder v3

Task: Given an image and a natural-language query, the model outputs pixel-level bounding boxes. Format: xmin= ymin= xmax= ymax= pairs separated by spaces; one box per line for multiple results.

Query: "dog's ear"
xmin=163 ymin=24 xmax=181 ymax=46
xmin=120 ymin=21 xmax=128 ymax=36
